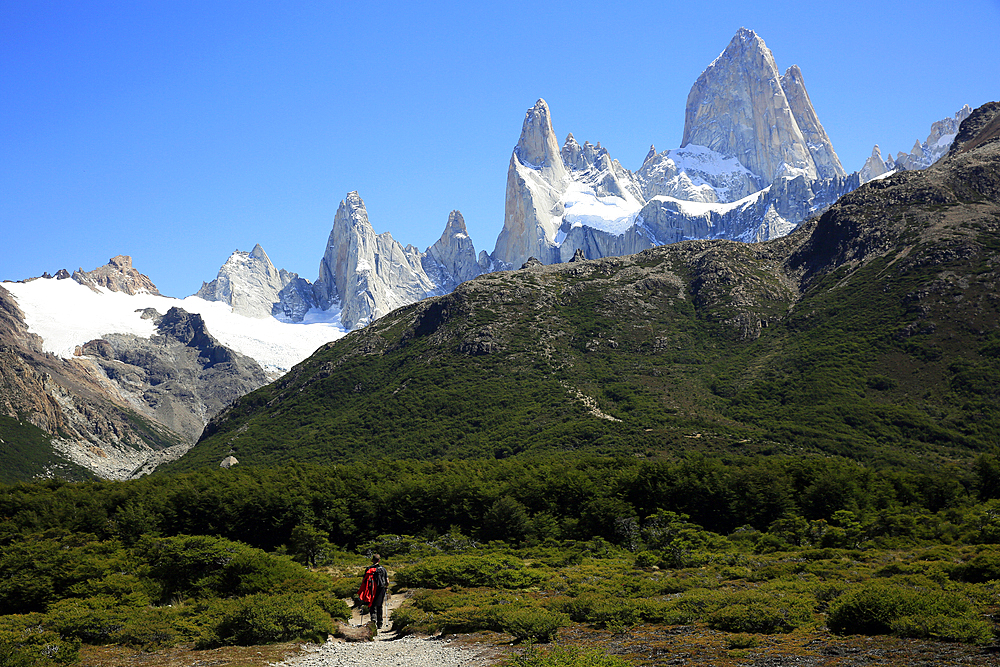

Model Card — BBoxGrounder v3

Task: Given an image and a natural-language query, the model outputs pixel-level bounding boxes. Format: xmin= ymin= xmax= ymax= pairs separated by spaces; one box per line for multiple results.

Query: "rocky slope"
xmin=171 ymin=103 xmax=1000 ymax=472
xmin=1 ymin=257 xmax=271 ymax=480
xmin=0 ymin=283 xmax=185 ymax=480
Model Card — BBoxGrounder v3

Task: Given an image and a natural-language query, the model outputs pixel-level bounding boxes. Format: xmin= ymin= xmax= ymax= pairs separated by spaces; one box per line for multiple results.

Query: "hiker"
xmin=358 ymin=553 xmax=390 ymax=627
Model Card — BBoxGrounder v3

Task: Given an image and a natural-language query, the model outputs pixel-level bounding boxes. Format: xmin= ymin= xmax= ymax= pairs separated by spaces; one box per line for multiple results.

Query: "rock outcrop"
xmin=81 ymin=307 xmax=268 ymax=444
xmin=681 ymin=28 xmax=843 ymax=185
xmin=313 ymin=192 xmax=483 ymax=330
xmin=196 ymin=244 xmax=318 ymax=320
xmin=72 ymin=255 xmax=160 ymax=295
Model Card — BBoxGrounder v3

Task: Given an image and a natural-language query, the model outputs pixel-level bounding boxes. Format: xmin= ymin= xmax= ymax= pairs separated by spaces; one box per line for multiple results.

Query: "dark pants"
xmin=372 ymin=587 xmax=386 ymax=626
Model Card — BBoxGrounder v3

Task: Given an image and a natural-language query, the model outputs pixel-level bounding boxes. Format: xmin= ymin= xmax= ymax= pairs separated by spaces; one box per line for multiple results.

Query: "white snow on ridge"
xmin=4 ymin=278 xmax=347 ymax=374
xmin=652 ymin=186 xmax=770 ymax=216
xmin=560 ymin=182 xmax=643 ymax=238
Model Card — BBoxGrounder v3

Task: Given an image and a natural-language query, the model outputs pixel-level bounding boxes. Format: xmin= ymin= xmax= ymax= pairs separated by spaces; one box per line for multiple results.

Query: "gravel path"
xmin=269 ymin=593 xmax=501 ymax=667
xmin=269 ymin=635 xmax=499 ymax=667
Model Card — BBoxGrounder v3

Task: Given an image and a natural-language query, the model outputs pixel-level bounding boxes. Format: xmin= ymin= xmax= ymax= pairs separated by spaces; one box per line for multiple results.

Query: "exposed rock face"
xmin=196 ymin=244 xmax=317 ymax=320
xmin=82 ymin=307 xmax=268 ymax=444
xmin=0 ymin=285 xmax=186 ymax=479
xmin=423 ymin=210 xmax=483 ymax=289
xmin=780 ymin=65 xmax=846 ymax=180
xmin=681 ymin=28 xmax=842 ymax=184
xmin=493 ymin=99 xmax=571 ymax=268
xmin=860 ymin=145 xmax=890 ymax=182
xmin=313 ymin=192 xmax=483 ymax=330
xmin=72 ymin=255 xmax=160 ymax=295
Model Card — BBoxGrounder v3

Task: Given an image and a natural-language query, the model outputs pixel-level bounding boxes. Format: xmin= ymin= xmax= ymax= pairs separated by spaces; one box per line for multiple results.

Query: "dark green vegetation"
xmin=2 ymin=452 xmax=1000 ymax=662
xmin=170 ymin=104 xmax=1000 ymax=473
xmin=0 ymin=415 xmax=95 ymax=484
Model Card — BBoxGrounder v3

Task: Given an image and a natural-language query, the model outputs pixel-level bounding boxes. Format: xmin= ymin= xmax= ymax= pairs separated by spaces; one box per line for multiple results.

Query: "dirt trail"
xmin=267 ymin=593 xmax=501 ymax=666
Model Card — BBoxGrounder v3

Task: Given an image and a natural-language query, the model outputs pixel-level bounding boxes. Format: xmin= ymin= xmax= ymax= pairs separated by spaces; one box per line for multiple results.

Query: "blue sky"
xmin=3 ymin=0 xmax=998 ymax=298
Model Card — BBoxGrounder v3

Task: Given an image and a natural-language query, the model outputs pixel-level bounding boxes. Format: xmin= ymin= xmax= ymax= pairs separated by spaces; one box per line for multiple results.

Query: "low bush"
xmin=554 ymin=593 xmax=641 ymax=632
xmin=0 ymin=613 xmax=80 ymax=666
xmin=389 ymin=605 xmax=438 ymax=635
xmin=499 ymin=607 xmax=568 ymax=643
xmin=396 ymin=553 xmax=543 ymax=589
xmin=890 ymin=614 xmax=994 ymax=644
xmin=707 ymin=590 xmax=815 ymax=634
xmin=199 ymin=593 xmax=334 ymax=647
xmin=827 ymin=581 xmax=991 ymax=642
xmin=504 ymin=645 xmax=630 ymax=667
xmin=949 ymin=551 xmax=1000 ymax=583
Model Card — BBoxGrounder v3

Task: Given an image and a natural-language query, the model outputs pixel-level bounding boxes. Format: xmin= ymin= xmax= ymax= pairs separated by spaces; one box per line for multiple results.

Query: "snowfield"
xmin=4 ymin=278 xmax=348 ymax=374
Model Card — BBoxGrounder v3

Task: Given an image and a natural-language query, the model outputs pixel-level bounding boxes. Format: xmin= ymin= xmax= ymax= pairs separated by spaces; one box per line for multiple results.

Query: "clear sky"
xmin=3 ymin=0 xmax=998 ymax=298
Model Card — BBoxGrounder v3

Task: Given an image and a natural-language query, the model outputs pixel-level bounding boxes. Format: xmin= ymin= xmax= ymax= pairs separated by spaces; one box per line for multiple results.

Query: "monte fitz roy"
xmin=0 ymin=28 xmax=984 ymax=481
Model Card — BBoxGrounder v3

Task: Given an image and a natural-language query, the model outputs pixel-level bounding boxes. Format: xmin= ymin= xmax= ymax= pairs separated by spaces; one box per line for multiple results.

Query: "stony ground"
xmin=78 ymin=596 xmax=999 ymax=667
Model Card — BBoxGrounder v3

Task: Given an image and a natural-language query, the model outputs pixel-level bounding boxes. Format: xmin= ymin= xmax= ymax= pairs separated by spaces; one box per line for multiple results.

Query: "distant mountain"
xmin=312 ymin=192 xmax=487 ymax=329
xmin=1 ymin=256 xmax=345 ymax=480
xmin=196 ymin=243 xmax=316 ymax=321
xmin=201 ymin=27 xmax=864 ymax=332
xmin=490 ymin=28 xmax=858 ymax=271
xmin=860 ymin=105 xmax=973 ymax=182
xmin=184 ymin=28 xmax=970 ymax=337
xmin=167 ymin=102 xmax=1000 ymax=473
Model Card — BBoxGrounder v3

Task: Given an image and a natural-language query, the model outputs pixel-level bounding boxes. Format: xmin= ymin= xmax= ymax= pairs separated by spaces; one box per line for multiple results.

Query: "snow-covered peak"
xmin=4 ymin=277 xmax=346 ymax=375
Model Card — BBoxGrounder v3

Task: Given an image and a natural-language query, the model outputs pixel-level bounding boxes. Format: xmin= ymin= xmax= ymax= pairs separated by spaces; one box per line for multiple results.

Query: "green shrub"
xmin=890 ymin=614 xmax=994 ymax=644
xmin=390 ymin=605 xmax=437 ymax=635
xmin=707 ymin=590 xmax=815 ymax=634
xmin=199 ymin=593 xmax=334 ymax=647
xmin=0 ymin=614 xmax=80 ymax=666
xmin=499 ymin=607 xmax=568 ymax=643
xmin=726 ymin=633 xmax=760 ymax=649
xmin=505 ymin=645 xmax=630 ymax=667
xmin=138 ymin=534 xmax=322 ymax=601
xmin=949 ymin=552 xmax=1000 ymax=583
xmin=554 ymin=593 xmax=640 ymax=632
xmin=828 ymin=582 xmax=987 ymax=642
xmin=396 ymin=554 xmax=543 ymax=589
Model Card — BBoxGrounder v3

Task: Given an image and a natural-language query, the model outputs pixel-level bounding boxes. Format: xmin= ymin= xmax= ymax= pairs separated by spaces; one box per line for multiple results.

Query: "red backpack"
xmin=357 ymin=565 xmax=377 ymax=605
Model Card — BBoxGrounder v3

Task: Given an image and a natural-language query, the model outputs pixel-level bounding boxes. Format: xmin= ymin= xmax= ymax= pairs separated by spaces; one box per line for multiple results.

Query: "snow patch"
xmin=4 ymin=278 xmax=347 ymax=374
xmin=559 ymin=181 xmax=642 ymax=239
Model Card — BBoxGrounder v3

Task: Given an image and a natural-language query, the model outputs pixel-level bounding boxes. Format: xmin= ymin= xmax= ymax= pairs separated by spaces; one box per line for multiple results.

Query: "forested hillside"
xmin=170 ymin=103 xmax=1000 ymax=473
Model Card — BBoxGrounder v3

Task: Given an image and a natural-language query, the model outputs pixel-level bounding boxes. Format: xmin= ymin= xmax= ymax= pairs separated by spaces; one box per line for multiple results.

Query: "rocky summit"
xmin=196 ymin=244 xmax=313 ymax=320
xmin=71 ymin=255 xmax=160 ymax=296
xmin=312 ymin=192 xmax=487 ymax=330
xmin=682 ymin=29 xmax=845 ymax=185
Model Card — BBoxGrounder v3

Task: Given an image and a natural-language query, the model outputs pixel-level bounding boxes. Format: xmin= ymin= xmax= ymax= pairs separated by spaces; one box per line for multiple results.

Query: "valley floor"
xmin=77 ymin=626 xmax=998 ymax=667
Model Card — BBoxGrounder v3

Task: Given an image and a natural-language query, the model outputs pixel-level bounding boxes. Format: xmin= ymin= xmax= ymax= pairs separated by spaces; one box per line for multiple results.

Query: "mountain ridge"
xmin=166 ymin=102 xmax=1000 ymax=472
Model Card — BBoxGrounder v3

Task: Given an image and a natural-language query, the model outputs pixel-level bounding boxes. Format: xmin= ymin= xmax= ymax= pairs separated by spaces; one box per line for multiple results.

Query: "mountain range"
xmin=170 ymin=100 xmax=1000 ymax=472
xmin=0 ymin=27 xmax=990 ymax=481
